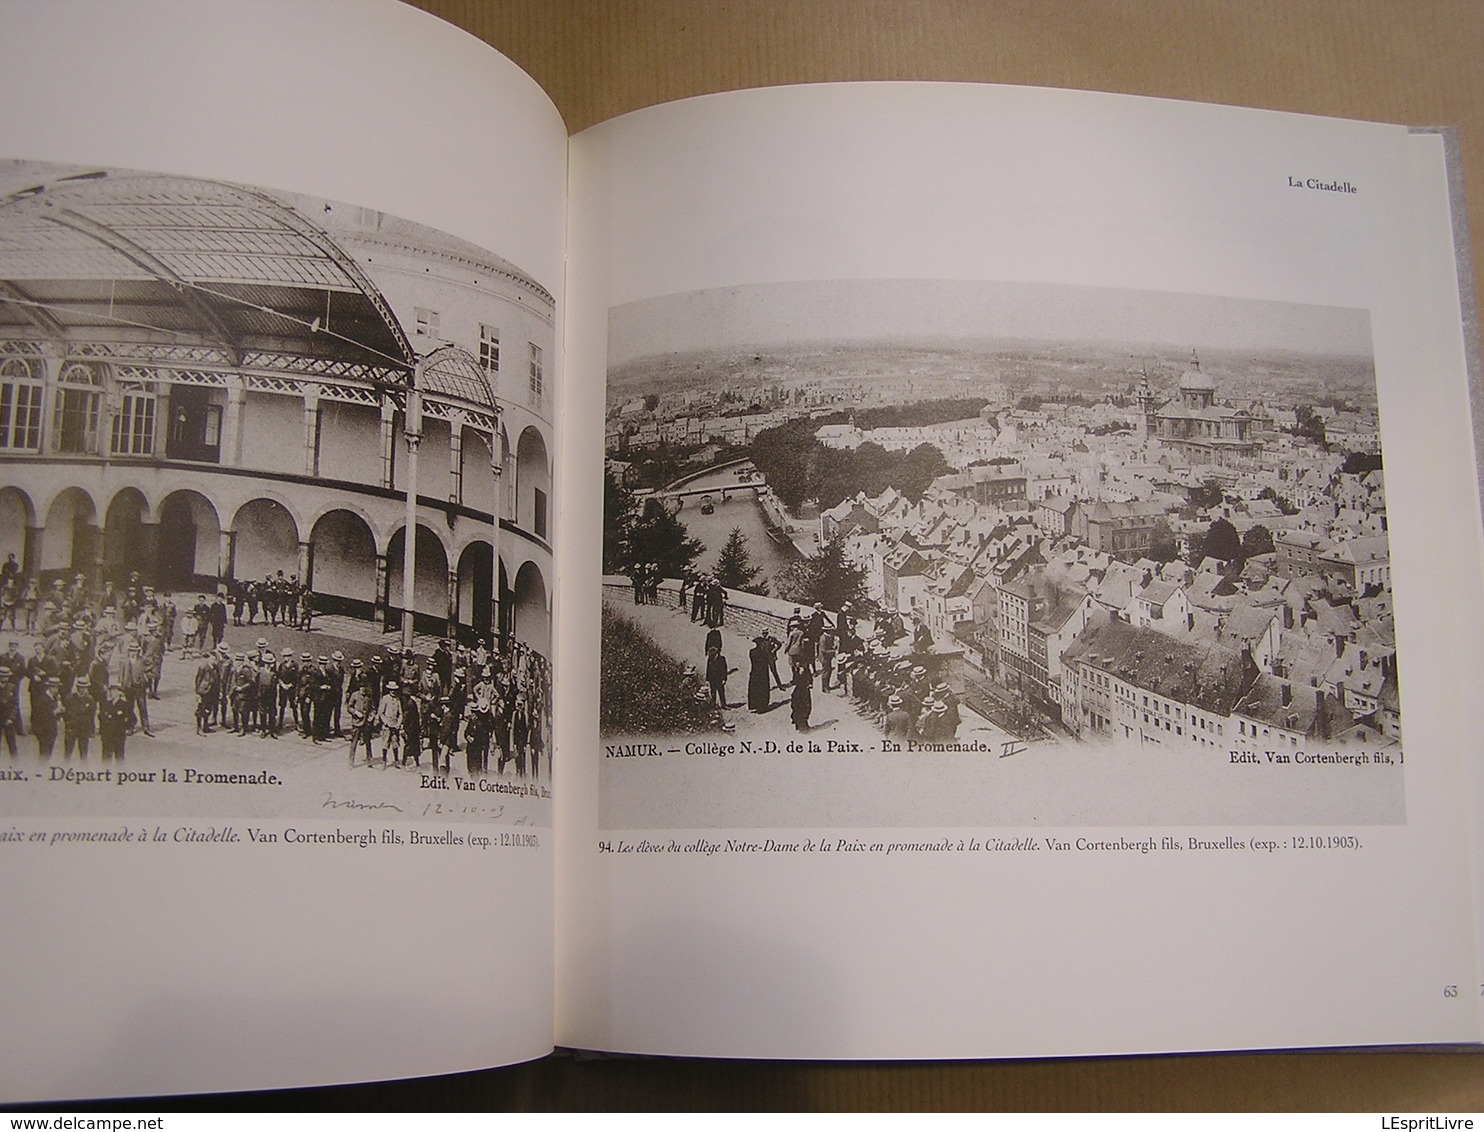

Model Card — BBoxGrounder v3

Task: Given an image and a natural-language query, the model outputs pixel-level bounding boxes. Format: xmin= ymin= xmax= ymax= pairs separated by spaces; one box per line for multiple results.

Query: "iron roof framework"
xmin=0 ymin=169 xmax=416 ymax=391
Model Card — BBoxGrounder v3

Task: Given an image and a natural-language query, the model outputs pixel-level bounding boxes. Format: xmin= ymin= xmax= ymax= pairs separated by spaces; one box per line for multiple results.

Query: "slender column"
xmin=22 ymin=526 xmax=42 ymax=577
xmin=400 ymin=380 xmax=423 ymax=651
xmin=86 ymin=524 xmax=104 ymax=588
xmin=38 ymin=351 xmax=60 ymax=456
xmin=445 ymin=567 xmax=459 ymax=639
xmin=217 ymin=529 xmax=236 ymax=585
xmin=373 ymin=554 xmax=388 ymax=629
xmin=298 ymin=540 xmax=313 ymax=591
xmin=138 ymin=522 xmax=160 ymax=586
xmin=221 ymin=378 xmax=246 ymax=467
xmin=490 ymin=446 xmax=503 ymax=646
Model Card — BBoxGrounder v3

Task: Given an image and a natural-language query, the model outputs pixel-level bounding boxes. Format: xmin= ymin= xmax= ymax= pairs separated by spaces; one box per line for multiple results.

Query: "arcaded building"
xmin=0 ymin=163 xmax=554 ymax=657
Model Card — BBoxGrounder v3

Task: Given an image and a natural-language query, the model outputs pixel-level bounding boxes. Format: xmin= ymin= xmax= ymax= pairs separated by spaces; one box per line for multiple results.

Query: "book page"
xmin=558 ymin=83 xmax=1483 ymax=1057
xmin=1407 ymin=128 xmax=1484 ymax=1035
xmin=0 ymin=0 xmax=565 ymax=1101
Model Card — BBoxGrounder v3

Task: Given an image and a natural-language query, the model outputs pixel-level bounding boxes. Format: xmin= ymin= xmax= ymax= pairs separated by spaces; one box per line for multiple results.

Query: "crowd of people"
xmin=174 ymin=574 xmax=316 ymax=656
xmin=224 ymin=573 xmax=315 ymax=631
xmin=190 ymin=634 xmax=552 ymax=780
xmin=698 ymin=596 xmax=964 ymax=741
xmin=0 ymin=563 xmax=552 ymax=781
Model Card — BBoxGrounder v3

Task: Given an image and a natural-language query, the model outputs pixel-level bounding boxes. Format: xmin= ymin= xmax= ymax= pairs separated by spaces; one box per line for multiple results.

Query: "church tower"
xmin=1135 ymin=368 xmax=1159 ymax=443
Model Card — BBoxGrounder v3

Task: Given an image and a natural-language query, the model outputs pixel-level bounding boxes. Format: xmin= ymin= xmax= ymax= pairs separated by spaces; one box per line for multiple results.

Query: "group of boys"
xmin=835 ymin=644 xmax=962 ymax=742
xmin=191 ymin=641 xmax=347 ymax=740
xmin=347 ymin=638 xmax=552 ymax=780
xmin=225 ymin=572 xmax=312 ymax=630
xmin=0 ymin=571 xmax=178 ymax=761
xmin=189 ymin=634 xmax=554 ymax=781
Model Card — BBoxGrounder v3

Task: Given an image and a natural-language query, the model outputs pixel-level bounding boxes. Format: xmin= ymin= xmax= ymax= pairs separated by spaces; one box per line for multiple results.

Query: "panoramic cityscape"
xmin=600 ymin=281 xmax=1399 ymax=768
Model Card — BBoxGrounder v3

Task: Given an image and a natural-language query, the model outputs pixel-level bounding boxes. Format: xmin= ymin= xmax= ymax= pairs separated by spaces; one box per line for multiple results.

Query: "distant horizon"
xmin=608 ymin=279 xmax=1373 ymax=369
xmin=609 ymin=333 xmax=1375 ymax=375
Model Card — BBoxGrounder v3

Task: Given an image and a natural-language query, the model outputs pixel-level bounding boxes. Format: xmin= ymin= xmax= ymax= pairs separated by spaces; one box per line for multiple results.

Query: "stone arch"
xmin=515 ymin=425 xmax=550 ymax=540
xmin=158 ymin=490 xmax=222 ymax=593
xmin=308 ymin=509 xmax=378 ymax=621
xmin=512 ymin=558 xmax=550 ymax=658
xmin=460 ymin=428 xmax=495 ymax=516
xmin=231 ymin=497 xmax=300 ymax=583
xmin=41 ymin=487 xmax=98 ymax=579
xmin=103 ymin=487 xmax=151 ymax=585
xmin=385 ymin=522 xmax=450 ymax=636
xmin=454 ymin=539 xmax=494 ymax=643
xmin=0 ymin=486 xmax=36 ymax=574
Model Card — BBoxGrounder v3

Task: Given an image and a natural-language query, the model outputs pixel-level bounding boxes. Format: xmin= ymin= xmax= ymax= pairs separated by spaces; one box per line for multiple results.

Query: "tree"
xmin=899 ymin=442 xmax=951 ymax=500
xmin=602 ymin=469 xmax=636 ymax=574
xmin=713 ymin=527 xmax=767 ymax=595
xmin=1241 ymin=523 xmax=1275 ymax=558
xmin=1188 ymin=477 xmax=1225 ymax=510
xmin=1258 ymin=485 xmax=1299 ymax=515
xmin=772 ymin=535 xmax=868 ymax=612
xmin=1293 ymin=405 xmax=1327 ymax=447
xmin=749 ymin=418 xmax=821 ymax=510
xmin=1147 ymin=518 xmax=1180 ymax=563
xmin=627 ymin=498 xmax=703 ymax=578
xmin=1198 ymin=516 xmax=1241 ymax=564
xmin=642 ymin=393 xmax=660 ymax=413
xmin=1339 ymin=451 xmax=1382 ymax=476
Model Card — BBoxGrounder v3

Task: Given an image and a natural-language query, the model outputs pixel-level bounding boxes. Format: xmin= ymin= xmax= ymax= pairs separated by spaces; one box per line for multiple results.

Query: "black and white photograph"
xmin=0 ymin=160 xmax=553 ymax=826
xmin=599 ymin=279 xmax=1404 ymax=829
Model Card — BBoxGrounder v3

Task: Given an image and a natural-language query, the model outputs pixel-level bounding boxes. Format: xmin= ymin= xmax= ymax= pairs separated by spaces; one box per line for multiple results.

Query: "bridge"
xmin=638 ymin=482 xmax=764 ymax=509
xmin=637 ymin=458 xmax=765 ymax=510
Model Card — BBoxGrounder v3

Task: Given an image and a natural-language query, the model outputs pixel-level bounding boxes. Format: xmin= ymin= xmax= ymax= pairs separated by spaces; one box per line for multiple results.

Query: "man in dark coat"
xmin=97 ymin=683 xmax=134 ymax=762
xmin=62 ymin=676 xmax=96 ymax=758
xmin=747 ymin=636 xmax=772 ymax=712
xmin=208 ymin=594 xmax=228 ymax=648
xmin=30 ymin=676 xmax=61 ymax=759
xmin=705 ymin=645 xmax=732 ymax=709
xmin=194 ymin=655 xmax=219 ymax=734
xmin=790 ymin=670 xmax=812 ymax=732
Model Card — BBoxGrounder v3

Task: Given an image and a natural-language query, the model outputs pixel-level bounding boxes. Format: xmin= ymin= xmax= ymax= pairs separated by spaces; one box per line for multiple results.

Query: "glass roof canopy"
xmin=419 ymin=345 xmax=497 ymax=412
xmin=0 ymin=170 xmax=415 ymax=384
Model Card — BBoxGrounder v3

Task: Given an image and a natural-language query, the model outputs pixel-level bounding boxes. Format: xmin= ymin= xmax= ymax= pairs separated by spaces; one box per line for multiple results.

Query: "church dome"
xmin=1179 ymin=364 xmax=1216 ymax=393
xmin=1176 ymin=349 xmax=1216 ymax=393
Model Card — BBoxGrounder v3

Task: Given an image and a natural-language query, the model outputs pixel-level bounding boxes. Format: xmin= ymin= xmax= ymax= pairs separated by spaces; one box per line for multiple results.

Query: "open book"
xmin=2 ymin=0 xmax=1482 ymax=1103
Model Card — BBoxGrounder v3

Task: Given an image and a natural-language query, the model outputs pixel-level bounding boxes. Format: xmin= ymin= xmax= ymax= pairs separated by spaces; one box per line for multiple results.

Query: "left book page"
xmin=0 ymin=0 xmax=565 ymax=1102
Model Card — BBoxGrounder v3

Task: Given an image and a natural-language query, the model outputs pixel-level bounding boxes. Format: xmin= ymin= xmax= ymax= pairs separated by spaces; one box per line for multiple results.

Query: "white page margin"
xmin=558 ymin=83 xmax=1484 ymax=1057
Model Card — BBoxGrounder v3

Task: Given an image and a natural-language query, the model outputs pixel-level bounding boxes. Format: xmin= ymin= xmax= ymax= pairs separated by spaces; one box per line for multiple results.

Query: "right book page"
xmin=556 ymin=83 xmax=1484 ymax=1057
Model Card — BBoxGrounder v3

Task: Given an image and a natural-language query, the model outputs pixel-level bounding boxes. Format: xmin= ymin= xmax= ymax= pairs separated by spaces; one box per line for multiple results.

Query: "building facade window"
xmin=0 ymin=357 xmax=43 ymax=451
xmin=165 ymin=385 xmax=223 ymax=463
xmin=53 ymin=361 xmax=103 ymax=454
xmin=533 ymin=487 xmax=548 ymax=540
xmin=528 ymin=342 xmax=543 ymax=407
xmin=414 ymin=307 xmax=440 ymax=338
xmin=111 ymin=389 xmax=157 ymax=456
xmin=479 ymin=324 xmax=500 ymax=375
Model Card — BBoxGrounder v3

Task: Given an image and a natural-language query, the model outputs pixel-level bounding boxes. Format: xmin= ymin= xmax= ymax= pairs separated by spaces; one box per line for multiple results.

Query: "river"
xmin=668 ymin=466 xmax=804 ymax=585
